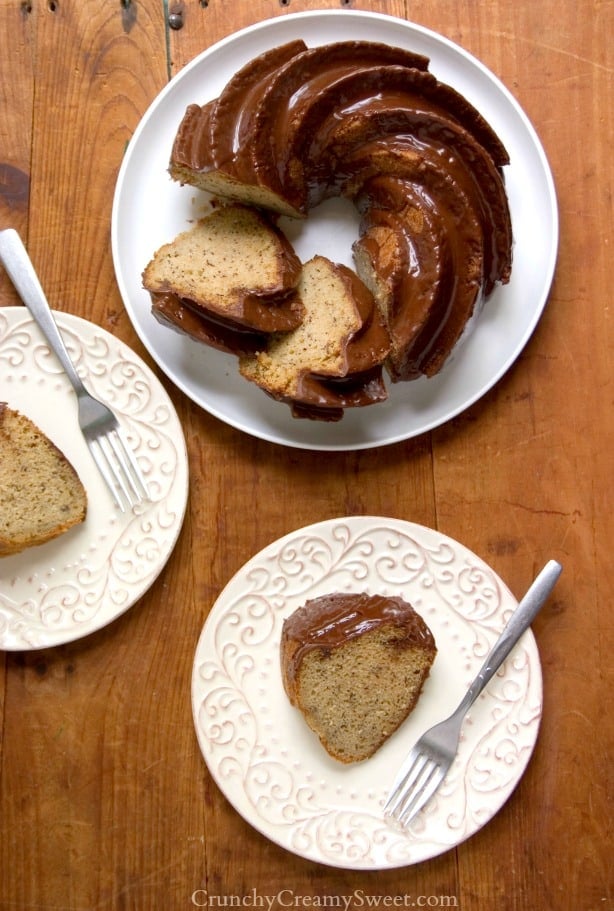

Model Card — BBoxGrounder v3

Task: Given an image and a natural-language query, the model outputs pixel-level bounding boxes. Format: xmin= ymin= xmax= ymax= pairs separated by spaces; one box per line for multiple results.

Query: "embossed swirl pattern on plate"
xmin=192 ymin=517 xmax=542 ymax=869
xmin=0 ymin=308 xmax=189 ymax=649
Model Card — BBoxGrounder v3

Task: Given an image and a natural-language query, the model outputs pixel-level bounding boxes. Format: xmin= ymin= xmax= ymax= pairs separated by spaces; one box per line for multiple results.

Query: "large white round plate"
xmin=112 ymin=10 xmax=558 ymax=451
xmin=0 ymin=307 xmax=189 ymax=650
xmin=192 ymin=516 xmax=542 ymax=869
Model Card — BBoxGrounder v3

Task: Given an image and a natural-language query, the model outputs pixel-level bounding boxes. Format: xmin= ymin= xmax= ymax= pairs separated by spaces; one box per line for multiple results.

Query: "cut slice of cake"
xmin=0 ymin=404 xmax=87 ymax=556
xmin=280 ymin=592 xmax=437 ymax=763
xmin=239 ymin=255 xmax=390 ymax=420
xmin=142 ymin=204 xmax=304 ymax=334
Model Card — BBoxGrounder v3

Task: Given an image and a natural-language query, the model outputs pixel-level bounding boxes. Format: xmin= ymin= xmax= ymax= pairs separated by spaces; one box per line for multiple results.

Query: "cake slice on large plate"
xmin=143 ymin=204 xmax=304 ymax=338
xmin=239 ymin=255 xmax=391 ymax=421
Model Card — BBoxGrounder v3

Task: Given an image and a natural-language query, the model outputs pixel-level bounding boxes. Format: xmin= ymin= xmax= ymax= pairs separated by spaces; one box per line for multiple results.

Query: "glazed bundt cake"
xmin=239 ymin=255 xmax=390 ymax=421
xmin=170 ymin=40 xmax=430 ymax=218
xmin=280 ymin=592 xmax=437 ymax=763
xmin=167 ymin=39 xmax=513 ymax=391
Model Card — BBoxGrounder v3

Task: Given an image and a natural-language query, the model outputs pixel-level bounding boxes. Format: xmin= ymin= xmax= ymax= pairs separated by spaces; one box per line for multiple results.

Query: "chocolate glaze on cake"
xmin=169 ymin=39 xmax=513 ymax=386
xmin=170 ymin=41 xmax=430 ymax=217
xmin=281 ymin=592 xmax=436 ymax=702
xmin=151 ymin=292 xmax=268 ymax=356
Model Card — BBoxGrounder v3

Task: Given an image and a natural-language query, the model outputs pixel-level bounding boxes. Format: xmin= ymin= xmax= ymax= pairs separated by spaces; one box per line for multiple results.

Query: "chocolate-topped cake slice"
xmin=280 ymin=592 xmax=436 ymax=762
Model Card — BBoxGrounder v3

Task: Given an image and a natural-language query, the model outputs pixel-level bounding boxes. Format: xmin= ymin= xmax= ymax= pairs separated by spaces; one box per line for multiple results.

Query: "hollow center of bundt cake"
xmin=279 ymin=196 xmax=361 ymax=270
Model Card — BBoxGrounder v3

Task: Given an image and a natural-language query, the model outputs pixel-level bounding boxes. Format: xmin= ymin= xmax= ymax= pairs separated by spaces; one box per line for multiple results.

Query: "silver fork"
xmin=384 ymin=559 xmax=562 ymax=829
xmin=0 ymin=228 xmax=149 ymax=512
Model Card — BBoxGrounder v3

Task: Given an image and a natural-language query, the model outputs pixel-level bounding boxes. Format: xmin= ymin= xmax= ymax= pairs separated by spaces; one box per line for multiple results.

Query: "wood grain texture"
xmin=0 ymin=2 xmax=34 ymax=298
xmin=0 ymin=0 xmax=612 ymax=908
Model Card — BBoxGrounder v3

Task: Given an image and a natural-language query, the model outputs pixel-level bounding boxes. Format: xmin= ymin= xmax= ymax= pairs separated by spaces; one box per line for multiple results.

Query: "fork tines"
xmin=384 ymin=752 xmax=445 ymax=828
xmin=88 ymin=425 xmax=149 ymax=512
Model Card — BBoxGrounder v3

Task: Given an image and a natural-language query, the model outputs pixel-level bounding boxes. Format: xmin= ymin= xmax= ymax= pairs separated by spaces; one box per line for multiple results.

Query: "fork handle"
xmin=0 ymin=228 xmax=85 ymax=394
xmin=456 ymin=560 xmax=562 ymax=717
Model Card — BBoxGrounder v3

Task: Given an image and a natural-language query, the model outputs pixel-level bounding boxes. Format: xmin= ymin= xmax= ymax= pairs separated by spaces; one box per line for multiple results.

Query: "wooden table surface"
xmin=0 ymin=1 xmax=611 ymax=908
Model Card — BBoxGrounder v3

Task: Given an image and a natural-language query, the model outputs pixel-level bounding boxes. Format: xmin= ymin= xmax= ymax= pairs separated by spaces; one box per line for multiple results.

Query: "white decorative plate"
xmin=0 ymin=307 xmax=189 ymax=650
xmin=112 ymin=10 xmax=558 ymax=451
xmin=192 ymin=516 xmax=542 ymax=869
